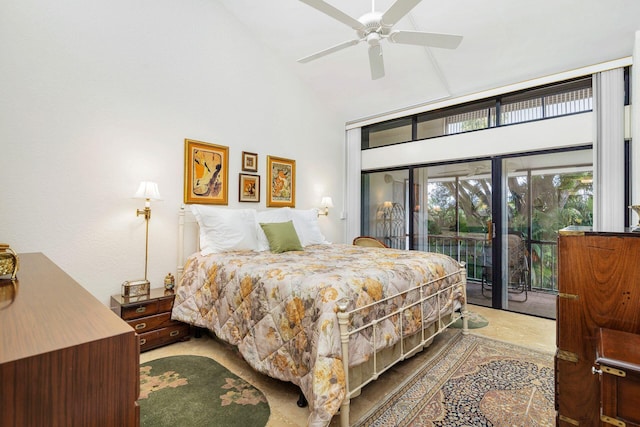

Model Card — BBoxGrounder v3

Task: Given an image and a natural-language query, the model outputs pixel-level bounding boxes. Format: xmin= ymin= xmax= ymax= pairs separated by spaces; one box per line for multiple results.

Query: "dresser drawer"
xmin=126 ymin=312 xmax=181 ymax=334
xmin=596 ymin=328 xmax=640 ymax=427
xmin=120 ymin=297 xmax=174 ymax=320
xmin=139 ymin=323 xmax=190 ymax=352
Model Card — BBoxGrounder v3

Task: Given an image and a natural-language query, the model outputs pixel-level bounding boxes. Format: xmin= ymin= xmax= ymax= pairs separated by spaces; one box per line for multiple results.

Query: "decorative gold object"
xmin=629 ymin=205 xmax=640 ymax=231
xmin=0 ymin=244 xmax=19 ymax=280
xmin=0 ymin=280 xmax=18 ymax=310
xmin=164 ymin=273 xmax=175 ymax=291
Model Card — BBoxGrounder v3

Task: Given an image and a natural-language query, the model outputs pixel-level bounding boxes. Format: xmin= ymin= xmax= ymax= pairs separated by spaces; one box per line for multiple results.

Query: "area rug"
xmin=450 ymin=311 xmax=489 ymax=329
xmin=139 ymin=355 xmax=270 ymax=427
xmin=353 ymin=333 xmax=554 ymax=427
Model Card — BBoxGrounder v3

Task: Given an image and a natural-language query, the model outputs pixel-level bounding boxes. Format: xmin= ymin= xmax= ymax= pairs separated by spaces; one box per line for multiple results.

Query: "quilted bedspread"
xmin=171 ymin=243 xmax=464 ymax=426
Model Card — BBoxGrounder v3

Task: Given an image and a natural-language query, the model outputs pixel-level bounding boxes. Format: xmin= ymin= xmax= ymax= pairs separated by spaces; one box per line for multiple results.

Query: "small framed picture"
xmin=242 ymin=151 xmax=258 ymax=172
xmin=184 ymin=139 xmax=229 ymax=205
xmin=267 ymin=155 xmax=295 ymax=207
xmin=239 ymin=173 xmax=260 ymax=203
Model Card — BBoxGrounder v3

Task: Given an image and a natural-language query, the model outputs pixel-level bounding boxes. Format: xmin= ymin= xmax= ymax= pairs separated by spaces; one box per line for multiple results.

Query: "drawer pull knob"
xmin=135 ymin=323 xmax=147 ymax=330
xmin=136 ymin=306 xmax=147 ymax=313
xmin=139 ymin=338 xmax=146 ymax=345
xmin=170 ymin=330 xmax=180 ymax=337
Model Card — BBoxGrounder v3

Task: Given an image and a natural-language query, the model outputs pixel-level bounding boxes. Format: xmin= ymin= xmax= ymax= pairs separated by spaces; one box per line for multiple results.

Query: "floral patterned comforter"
xmin=171 ymin=244 xmax=464 ymax=426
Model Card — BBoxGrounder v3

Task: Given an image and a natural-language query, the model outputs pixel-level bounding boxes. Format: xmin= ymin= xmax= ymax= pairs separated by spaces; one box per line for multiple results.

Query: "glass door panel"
xmin=502 ymin=150 xmax=593 ymax=318
xmin=362 ymin=170 xmax=409 ymax=249
xmin=413 ymin=161 xmax=493 ymax=308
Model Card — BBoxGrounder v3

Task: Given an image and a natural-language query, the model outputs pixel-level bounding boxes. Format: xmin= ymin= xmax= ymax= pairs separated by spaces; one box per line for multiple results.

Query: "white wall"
xmin=0 ymin=0 xmax=345 ymax=304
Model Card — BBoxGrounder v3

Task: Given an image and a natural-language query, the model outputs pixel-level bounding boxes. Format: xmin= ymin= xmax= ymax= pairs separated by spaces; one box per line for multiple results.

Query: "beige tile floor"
xmin=140 ymin=304 xmax=556 ymax=427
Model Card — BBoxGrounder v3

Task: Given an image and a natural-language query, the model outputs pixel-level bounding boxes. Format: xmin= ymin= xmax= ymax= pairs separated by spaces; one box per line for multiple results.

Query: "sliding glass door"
xmin=498 ymin=151 xmax=593 ymax=317
xmin=361 ymin=148 xmax=593 ymax=319
xmin=413 ymin=161 xmax=493 ymax=308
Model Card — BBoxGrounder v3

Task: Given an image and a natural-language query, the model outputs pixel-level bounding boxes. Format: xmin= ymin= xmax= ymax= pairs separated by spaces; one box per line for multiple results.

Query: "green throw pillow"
xmin=259 ymin=221 xmax=303 ymax=253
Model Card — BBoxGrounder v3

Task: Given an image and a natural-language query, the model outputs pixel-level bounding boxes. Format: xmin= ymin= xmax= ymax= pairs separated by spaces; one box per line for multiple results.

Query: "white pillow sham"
xmin=290 ymin=208 xmax=330 ymax=246
xmin=190 ymin=205 xmax=259 ymax=255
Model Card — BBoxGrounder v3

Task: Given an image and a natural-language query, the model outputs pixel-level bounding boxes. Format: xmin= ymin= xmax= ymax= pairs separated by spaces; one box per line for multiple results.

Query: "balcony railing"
xmin=419 ymin=233 xmax=558 ymax=293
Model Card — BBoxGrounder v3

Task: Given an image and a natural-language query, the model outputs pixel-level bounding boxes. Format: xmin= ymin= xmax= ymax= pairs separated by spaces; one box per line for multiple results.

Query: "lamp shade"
xmin=134 ymin=181 xmax=162 ymax=200
xmin=320 ymin=196 xmax=334 ymax=208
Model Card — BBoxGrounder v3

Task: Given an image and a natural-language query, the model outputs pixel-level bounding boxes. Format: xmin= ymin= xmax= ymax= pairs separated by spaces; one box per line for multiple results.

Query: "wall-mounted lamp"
xmin=318 ymin=196 xmax=334 ymax=216
xmin=134 ymin=181 xmax=162 ymax=282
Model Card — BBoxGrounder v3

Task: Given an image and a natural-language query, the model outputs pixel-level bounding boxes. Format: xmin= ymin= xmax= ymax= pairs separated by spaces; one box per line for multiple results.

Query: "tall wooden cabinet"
xmin=0 ymin=253 xmax=140 ymax=426
xmin=556 ymin=228 xmax=640 ymax=426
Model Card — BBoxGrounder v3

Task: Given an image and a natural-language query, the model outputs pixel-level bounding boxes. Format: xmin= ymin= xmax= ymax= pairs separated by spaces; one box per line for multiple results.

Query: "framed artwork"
xmin=239 ymin=173 xmax=260 ymax=203
xmin=242 ymin=151 xmax=258 ymax=172
xmin=267 ymin=155 xmax=295 ymax=207
xmin=183 ymin=138 xmax=229 ymax=205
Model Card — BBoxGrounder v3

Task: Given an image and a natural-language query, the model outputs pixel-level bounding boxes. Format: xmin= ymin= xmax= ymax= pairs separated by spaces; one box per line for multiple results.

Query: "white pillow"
xmin=190 ymin=205 xmax=259 ymax=255
xmin=255 ymin=208 xmax=292 ymax=251
xmin=290 ymin=208 xmax=329 ymax=246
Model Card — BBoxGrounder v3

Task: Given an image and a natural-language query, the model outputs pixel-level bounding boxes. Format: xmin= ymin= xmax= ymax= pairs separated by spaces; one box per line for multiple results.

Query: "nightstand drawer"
xmin=126 ymin=312 xmax=180 ymax=333
xmin=139 ymin=323 xmax=190 ymax=352
xmin=120 ymin=297 xmax=174 ymax=320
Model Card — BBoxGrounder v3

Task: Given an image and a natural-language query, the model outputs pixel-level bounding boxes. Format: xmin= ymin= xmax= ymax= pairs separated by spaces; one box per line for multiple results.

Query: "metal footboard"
xmin=335 ymin=265 xmax=468 ymax=427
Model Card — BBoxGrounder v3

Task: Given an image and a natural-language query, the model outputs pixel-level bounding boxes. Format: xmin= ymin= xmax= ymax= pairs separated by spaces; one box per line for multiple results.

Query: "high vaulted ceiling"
xmin=219 ymin=0 xmax=640 ymax=123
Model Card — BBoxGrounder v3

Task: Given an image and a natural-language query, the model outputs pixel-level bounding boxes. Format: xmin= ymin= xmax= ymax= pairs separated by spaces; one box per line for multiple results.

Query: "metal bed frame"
xmin=176 ymin=206 xmax=468 ymax=427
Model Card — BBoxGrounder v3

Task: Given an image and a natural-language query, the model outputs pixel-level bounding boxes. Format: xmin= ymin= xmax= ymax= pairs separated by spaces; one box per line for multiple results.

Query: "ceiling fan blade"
xmin=298 ymin=0 xmax=364 ymax=30
xmin=368 ymin=44 xmax=385 ymax=80
xmin=297 ymin=39 xmax=361 ymax=63
xmin=389 ymin=30 xmax=463 ymax=49
xmin=381 ymin=0 xmax=422 ymax=26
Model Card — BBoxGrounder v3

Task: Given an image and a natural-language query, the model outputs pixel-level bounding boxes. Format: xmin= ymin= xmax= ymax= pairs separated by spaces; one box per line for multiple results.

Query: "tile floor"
xmin=140 ymin=304 xmax=556 ymax=427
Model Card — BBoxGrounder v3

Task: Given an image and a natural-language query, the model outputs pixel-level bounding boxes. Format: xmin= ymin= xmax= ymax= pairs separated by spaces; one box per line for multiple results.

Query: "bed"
xmin=172 ymin=205 xmax=468 ymax=427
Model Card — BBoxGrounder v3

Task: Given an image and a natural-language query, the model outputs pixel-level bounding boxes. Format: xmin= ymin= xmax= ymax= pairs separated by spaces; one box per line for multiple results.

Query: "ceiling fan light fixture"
xmin=367 ymin=32 xmax=382 ymax=46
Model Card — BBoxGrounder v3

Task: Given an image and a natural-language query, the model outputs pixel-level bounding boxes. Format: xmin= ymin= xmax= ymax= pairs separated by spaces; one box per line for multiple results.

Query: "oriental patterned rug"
xmin=139 ymin=355 xmax=270 ymax=427
xmin=353 ymin=333 xmax=554 ymax=427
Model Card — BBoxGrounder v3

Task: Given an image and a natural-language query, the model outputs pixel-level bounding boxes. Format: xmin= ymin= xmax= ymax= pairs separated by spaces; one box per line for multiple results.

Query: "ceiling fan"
xmin=297 ymin=0 xmax=463 ymax=80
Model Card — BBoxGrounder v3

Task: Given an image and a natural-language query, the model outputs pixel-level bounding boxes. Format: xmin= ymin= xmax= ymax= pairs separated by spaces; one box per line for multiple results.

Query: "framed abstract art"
xmin=239 ymin=173 xmax=260 ymax=202
xmin=183 ymin=138 xmax=229 ymax=205
xmin=242 ymin=151 xmax=258 ymax=172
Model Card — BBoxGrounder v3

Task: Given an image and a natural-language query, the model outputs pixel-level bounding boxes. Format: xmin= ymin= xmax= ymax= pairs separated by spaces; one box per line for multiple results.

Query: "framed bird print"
xmin=184 ymin=138 xmax=229 ymax=205
xmin=266 ymin=155 xmax=295 ymax=207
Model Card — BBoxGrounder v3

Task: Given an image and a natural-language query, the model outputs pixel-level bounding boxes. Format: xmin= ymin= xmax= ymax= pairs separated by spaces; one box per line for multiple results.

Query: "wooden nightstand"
xmin=111 ymin=288 xmax=190 ymax=352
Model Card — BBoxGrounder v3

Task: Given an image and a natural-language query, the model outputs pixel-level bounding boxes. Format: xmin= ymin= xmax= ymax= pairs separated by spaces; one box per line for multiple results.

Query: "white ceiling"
xmin=218 ymin=0 xmax=640 ymax=123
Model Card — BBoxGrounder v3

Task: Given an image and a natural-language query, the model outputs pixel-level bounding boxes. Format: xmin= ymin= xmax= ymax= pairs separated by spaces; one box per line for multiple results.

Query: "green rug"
xmin=139 ymin=355 xmax=270 ymax=427
xmin=353 ymin=333 xmax=554 ymax=426
xmin=450 ymin=311 xmax=489 ymax=329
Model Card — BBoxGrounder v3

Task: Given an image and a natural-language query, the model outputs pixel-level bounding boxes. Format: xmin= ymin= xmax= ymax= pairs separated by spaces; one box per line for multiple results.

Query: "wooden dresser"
xmin=0 ymin=253 xmax=140 ymax=426
xmin=111 ymin=288 xmax=190 ymax=352
xmin=556 ymin=228 xmax=640 ymax=427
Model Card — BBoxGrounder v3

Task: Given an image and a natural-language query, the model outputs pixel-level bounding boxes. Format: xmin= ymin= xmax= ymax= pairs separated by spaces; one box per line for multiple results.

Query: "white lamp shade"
xmin=134 ymin=181 xmax=162 ymax=200
xmin=320 ymin=196 xmax=334 ymax=208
